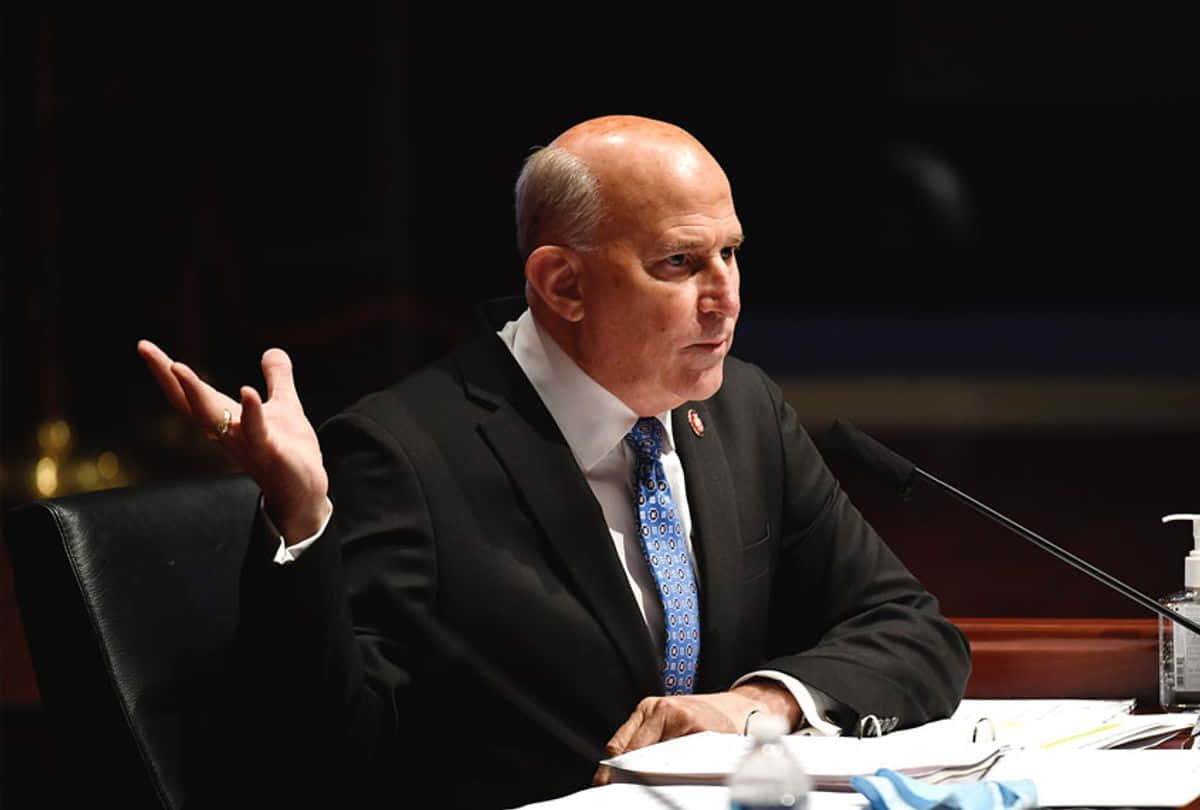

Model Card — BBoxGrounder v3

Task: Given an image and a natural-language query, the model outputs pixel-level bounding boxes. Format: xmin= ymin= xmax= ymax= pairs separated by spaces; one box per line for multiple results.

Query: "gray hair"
xmin=514 ymin=146 xmax=606 ymax=260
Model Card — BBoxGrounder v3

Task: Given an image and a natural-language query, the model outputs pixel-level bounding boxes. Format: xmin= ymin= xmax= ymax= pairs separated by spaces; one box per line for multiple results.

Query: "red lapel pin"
xmin=687 ymin=408 xmax=705 ymax=437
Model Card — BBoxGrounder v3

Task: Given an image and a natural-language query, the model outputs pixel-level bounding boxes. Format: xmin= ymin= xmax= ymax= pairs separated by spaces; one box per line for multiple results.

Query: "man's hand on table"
xmin=593 ymin=679 xmax=801 ymax=785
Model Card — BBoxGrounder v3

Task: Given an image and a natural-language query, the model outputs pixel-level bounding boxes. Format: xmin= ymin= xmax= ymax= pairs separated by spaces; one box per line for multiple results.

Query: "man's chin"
xmin=681 ymin=364 xmax=726 ymax=403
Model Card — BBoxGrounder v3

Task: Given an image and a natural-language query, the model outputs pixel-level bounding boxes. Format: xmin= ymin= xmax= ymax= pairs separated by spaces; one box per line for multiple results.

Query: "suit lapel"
xmin=673 ymin=404 xmax=742 ymax=692
xmin=457 ymin=337 xmax=663 ymax=697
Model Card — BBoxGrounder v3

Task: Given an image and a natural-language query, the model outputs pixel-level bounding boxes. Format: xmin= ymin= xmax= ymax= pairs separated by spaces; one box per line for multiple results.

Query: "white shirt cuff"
xmin=259 ymin=495 xmax=334 ymax=565
xmin=732 ymin=669 xmax=843 ymax=737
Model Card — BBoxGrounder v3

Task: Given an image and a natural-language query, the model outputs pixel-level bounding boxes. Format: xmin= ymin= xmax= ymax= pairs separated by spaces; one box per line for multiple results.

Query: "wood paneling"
xmin=954 ymin=617 xmax=1160 ymax=705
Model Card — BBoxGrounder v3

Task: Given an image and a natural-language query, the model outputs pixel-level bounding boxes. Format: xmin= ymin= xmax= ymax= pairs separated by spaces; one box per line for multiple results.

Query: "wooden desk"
xmin=955 ymin=618 xmax=1200 ymax=807
xmin=952 ymin=617 xmax=1160 ymax=705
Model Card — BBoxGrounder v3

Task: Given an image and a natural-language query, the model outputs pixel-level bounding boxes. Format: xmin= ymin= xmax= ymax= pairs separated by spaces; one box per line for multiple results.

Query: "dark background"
xmin=6 ymin=2 xmax=1200 ymax=805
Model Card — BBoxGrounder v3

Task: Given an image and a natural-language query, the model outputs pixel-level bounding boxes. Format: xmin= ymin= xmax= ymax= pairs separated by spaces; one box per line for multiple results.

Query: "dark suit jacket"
xmin=235 ymin=309 xmax=971 ymax=809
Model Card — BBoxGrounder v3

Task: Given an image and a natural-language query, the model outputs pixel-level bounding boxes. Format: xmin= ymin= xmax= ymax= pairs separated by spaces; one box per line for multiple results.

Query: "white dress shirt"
xmin=497 ymin=309 xmax=694 ymax=654
xmin=265 ymin=308 xmax=839 ymax=735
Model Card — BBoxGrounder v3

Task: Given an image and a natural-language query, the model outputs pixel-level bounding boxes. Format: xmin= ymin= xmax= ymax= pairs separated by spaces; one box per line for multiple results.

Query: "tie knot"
xmin=626 ymin=417 xmax=665 ymax=461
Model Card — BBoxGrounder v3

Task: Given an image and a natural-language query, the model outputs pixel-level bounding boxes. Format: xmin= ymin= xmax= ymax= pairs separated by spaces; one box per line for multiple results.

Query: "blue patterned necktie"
xmin=625 ymin=417 xmax=700 ymax=695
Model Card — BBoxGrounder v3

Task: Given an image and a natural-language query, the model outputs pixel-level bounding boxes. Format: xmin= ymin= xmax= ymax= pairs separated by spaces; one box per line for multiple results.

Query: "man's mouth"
xmin=689 ymin=335 xmax=729 ymax=352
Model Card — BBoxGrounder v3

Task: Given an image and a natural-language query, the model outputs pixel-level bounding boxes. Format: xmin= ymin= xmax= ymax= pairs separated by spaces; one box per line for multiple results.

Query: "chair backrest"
xmin=6 ymin=475 xmax=259 ymax=810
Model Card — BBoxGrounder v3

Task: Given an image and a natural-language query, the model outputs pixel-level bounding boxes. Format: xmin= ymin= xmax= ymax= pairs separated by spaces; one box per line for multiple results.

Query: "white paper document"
xmin=517 ymin=784 xmax=869 ymax=810
xmin=987 ymin=749 xmax=1200 ymax=807
xmin=594 ymin=701 xmax=1200 ymax=808
xmin=600 ymin=731 xmax=1003 ymax=789
xmin=948 ymin=698 xmax=1198 ymax=750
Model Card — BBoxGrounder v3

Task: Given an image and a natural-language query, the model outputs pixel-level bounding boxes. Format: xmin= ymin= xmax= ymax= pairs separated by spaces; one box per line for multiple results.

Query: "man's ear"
xmin=525 ymin=245 xmax=585 ymax=322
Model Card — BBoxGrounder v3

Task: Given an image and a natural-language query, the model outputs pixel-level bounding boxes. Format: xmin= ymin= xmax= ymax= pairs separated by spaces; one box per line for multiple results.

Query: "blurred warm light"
xmin=37 ymin=419 xmax=73 ymax=454
xmin=76 ymin=460 xmax=99 ymax=490
xmin=98 ymin=451 xmax=120 ymax=480
xmin=35 ymin=457 xmax=59 ymax=496
xmin=22 ymin=422 xmax=137 ymax=497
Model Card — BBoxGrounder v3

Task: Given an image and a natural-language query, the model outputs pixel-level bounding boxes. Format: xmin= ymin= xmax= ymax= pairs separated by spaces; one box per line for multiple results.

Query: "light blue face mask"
xmin=850 ymin=768 xmax=1038 ymax=810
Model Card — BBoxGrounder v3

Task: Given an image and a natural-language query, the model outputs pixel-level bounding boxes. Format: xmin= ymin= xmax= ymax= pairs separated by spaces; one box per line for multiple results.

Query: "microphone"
xmin=826 ymin=419 xmax=1200 ymax=637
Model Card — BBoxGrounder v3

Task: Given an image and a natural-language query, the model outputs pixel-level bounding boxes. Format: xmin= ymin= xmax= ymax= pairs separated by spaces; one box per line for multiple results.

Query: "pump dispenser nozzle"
xmin=1162 ymin=514 xmax=1200 ymax=589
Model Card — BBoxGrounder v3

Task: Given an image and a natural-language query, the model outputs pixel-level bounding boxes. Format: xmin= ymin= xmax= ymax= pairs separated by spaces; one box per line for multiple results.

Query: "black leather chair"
xmin=7 ymin=475 xmax=259 ymax=810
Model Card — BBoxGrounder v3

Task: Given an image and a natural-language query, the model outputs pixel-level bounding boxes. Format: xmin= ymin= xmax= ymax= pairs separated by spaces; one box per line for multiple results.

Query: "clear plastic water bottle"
xmin=727 ymin=713 xmax=811 ymax=810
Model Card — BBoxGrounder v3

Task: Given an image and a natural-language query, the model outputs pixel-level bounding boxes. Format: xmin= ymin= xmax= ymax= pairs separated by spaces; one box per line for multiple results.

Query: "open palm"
xmin=138 ymin=340 xmax=330 ymax=541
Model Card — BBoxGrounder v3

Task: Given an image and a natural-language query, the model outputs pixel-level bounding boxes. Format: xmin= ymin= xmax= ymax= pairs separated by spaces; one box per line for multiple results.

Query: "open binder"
xmin=601 ymin=699 xmax=1200 ymax=792
xmin=946 ymin=698 xmax=1196 ymax=751
xmin=601 ymin=730 xmax=1003 ymax=790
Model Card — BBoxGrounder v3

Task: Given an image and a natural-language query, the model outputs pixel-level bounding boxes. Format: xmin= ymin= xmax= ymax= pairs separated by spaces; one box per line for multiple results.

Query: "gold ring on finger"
xmin=216 ymin=409 xmax=232 ymax=437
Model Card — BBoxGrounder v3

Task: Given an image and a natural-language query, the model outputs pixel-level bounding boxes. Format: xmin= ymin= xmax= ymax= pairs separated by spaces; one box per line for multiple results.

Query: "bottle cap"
xmin=1162 ymin=514 xmax=1200 ymax=588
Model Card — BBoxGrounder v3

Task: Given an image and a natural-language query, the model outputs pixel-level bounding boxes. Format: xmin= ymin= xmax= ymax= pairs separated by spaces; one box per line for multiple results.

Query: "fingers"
xmin=625 ymin=703 xmax=670 ymax=751
xmin=171 ymin=361 xmax=240 ymax=435
xmin=598 ymin=703 xmax=659 ymax=787
xmin=607 ymin=695 xmax=741 ymax=757
xmin=240 ymin=386 xmax=267 ymax=445
xmin=606 ymin=699 xmax=670 ymax=756
xmin=139 ymin=341 xmax=291 ymax=460
xmin=605 ymin=703 xmax=648 ymax=757
xmin=261 ymin=348 xmax=298 ymax=403
xmin=137 ymin=340 xmax=191 ymax=417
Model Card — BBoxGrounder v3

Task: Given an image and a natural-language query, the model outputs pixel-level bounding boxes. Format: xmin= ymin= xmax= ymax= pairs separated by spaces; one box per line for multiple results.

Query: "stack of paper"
xmin=518 ymin=784 xmax=872 ymax=810
xmin=597 ymin=700 xmax=1200 ymax=809
xmin=601 ymin=731 xmax=1004 ymax=789
xmin=950 ymin=698 xmax=1198 ymax=750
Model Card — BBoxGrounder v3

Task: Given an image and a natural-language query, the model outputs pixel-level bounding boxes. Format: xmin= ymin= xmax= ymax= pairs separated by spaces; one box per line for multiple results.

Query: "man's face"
xmin=574 ymin=147 xmax=742 ymax=416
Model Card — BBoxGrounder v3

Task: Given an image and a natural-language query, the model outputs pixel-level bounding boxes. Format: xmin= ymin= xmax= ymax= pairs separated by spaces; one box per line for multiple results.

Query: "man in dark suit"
xmin=139 ymin=115 xmax=970 ymax=808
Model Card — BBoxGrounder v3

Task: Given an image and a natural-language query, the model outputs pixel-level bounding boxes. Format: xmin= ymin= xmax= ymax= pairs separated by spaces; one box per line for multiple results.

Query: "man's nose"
xmin=699 ymin=256 xmax=740 ymax=318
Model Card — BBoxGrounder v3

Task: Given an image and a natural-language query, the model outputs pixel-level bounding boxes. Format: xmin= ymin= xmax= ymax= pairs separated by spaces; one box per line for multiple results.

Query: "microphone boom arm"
xmin=912 ymin=464 xmax=1200 ymax=638
xmin=829 ymin=419 xmax=1200 ymax=638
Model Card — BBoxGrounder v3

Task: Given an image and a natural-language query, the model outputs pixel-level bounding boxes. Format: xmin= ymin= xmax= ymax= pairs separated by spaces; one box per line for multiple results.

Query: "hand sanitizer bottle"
xmin=1160 ymin=513 xmax=1200 ymax=711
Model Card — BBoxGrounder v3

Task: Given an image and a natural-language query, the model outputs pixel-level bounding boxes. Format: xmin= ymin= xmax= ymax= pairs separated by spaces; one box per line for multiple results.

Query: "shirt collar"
xmin=498 ymin=309 xmax=675 ymax=471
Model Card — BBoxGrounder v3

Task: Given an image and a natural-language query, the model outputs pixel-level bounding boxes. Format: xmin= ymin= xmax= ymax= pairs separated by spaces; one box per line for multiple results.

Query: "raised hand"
xmin=137 ymin=340 xmax=330 ymax=542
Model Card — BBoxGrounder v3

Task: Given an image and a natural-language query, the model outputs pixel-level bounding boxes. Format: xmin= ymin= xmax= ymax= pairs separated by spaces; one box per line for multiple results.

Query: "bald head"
xmin=517 ymin=115 xmax=743 ymax=416
xmin=549 ymin=115 xmax=714 ymax=177
xmin=514 ymin=116 xmax=730 ymax=259
xmin=550 ymin=115 xmax=705 ymax=152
